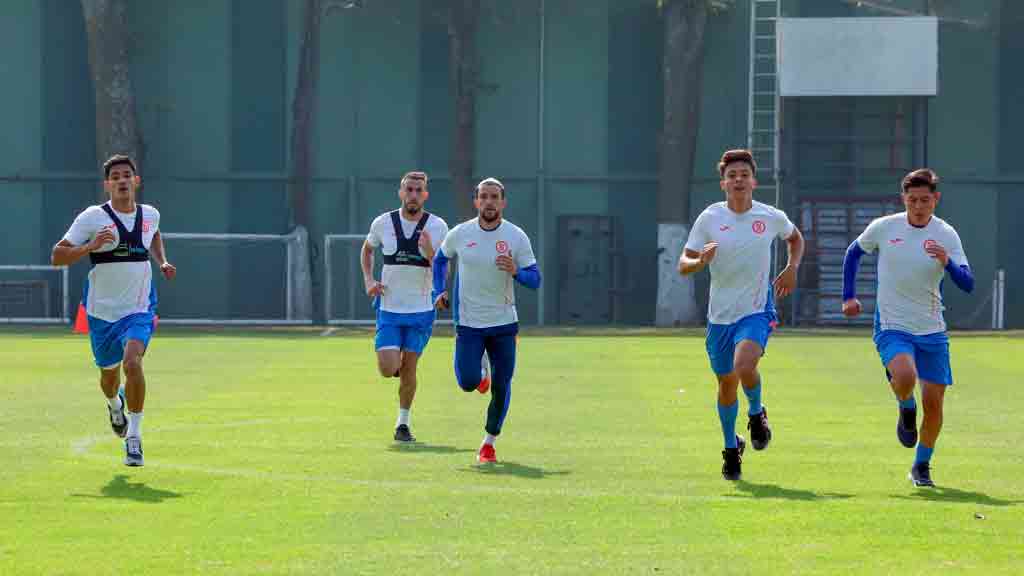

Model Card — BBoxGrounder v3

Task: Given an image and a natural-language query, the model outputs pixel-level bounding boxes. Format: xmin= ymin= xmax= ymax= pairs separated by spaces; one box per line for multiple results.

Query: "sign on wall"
xmin=778 ymin=17 xmax=938 ymax=97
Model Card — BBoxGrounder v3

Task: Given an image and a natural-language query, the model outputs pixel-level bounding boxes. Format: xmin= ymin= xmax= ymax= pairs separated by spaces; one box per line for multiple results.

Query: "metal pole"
xmin=348 ymin=175 xmax=359 ymax=321
xmin=536 ymin=0 xmax=547 ymax=326
xmin=992 ymin=271 xmax=999 ymax=330
xmin=324 ymin=236 xmax=333 ymax=324
xmin=998 ymin=269 xmax=1006 ymax=330
xmin=62 ymin=267 xmax=69 ymax=323
xmin=286 ymin=233 xmax=294 ymax=321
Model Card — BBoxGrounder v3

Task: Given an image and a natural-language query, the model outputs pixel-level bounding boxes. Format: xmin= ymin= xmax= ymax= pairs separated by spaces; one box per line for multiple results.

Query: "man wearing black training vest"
xmin=360 ymin=171 xmax=448 ymax=442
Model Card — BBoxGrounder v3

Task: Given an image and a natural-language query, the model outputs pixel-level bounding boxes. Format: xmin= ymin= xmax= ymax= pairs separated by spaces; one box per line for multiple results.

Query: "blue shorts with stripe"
xmin=705 ymin=312 xmax=776 ymax=375
xmin=88 ymin=312 xmax=156 ymax=369
xmin=874 ymin=330 xmax=953 ymax=385
xmin=375 ymin=309 xmax=435 ymax=355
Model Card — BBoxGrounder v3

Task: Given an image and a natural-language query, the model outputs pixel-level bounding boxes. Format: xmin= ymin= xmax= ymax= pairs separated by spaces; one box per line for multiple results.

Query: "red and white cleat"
xmin=477 ymin=443 xmax=497 ymax=463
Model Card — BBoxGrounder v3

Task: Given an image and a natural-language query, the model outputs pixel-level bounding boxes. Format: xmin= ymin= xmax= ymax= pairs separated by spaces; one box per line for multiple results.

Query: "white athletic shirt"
xmin=856 ymin=212 xmax=968 ymax=335
xmin=684 ymin=200 xmax=796 ymax=325
xmin=366 ymin=211 xmax=448 ymax=313
xmin=440 ymin=219 xmax=537 ymax=329
xmin=63 ymin=202 xmax=160 ymax=323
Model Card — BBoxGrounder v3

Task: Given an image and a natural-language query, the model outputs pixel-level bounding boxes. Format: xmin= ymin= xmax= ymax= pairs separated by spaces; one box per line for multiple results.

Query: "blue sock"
xmin=915 ymin=443 xmax=934 ymax=465
xmin=717 ymin=401 xmax=739 ymax=449
xmin=898 ymin=396 xmax=917 ymax=409
xmin=743 ymin=380 xmax=763 ymax=416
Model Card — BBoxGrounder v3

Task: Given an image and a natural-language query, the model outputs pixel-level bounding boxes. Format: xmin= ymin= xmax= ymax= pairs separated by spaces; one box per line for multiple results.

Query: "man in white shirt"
xmin=432 ymin=178 xmax=541 ymax=464
xmin=361 ymin=171 xmax=448 ymax=442
xmin=51 ymin=155 xmax=176 ymax=467
xmin=679 ymin=149 xmax=804 ymax=481
xmin=842 ymin=168 xmax=974 ymax=487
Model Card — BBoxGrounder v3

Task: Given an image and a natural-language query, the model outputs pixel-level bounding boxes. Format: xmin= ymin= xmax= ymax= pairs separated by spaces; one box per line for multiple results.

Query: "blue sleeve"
xmin=513 ymin=263 xmax=541 ymax=290
xmin=432 ymin=249 xmax=450 ymax=301
xmin=945 ymin=260 xmax=974 ymax=294
xmin=842 ymin=241 xmax=866 ymax=301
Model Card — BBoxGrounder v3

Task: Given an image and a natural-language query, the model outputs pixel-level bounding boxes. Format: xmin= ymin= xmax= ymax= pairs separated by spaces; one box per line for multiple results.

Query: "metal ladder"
xmin=747 ymin=0 xmax=781 ymax=207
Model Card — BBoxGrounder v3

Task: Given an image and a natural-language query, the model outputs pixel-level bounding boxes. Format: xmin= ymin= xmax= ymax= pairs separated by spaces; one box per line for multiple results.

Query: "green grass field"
xmin=1 ymin=328 xmax=1022 ymax=574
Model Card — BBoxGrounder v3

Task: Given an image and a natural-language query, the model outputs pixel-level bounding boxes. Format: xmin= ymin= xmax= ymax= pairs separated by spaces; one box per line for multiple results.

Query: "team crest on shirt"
xmin=752 ymin=220 xmax=766 ymax=235
xmin=495 ymin=240 xmax=509 ymax=254
xmin=142 ymin=220 xmax=153 ymax=233
xmin=923 ymin=239 xmax=938 ymax=250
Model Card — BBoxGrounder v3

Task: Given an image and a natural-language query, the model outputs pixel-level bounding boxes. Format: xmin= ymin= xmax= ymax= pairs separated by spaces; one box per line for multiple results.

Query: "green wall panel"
xmin=543 ymin=0 xmax=608 ymax=175
xmin=476 ymin=0 xmax=541 ymax=178
xmin=0 ymin=1 xmax=43 ymax=265
xmin=937 ymin=186 xmax=997 ymax=328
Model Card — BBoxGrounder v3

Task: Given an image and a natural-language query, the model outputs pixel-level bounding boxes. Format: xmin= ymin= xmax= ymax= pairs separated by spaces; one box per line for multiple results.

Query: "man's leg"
xmin=89 ymin=315 xmax=127 ymax=437
xmin=918 ymin=381 xmax=945 ymax=462
xmin=484 ymin=329 xmax=517 ymax=438
xmin=120 ymin=316 xmax=154 ymax=467
xmin=716 ymin=372 xmax=742 ymax=449
xmin=393 ymin=350 xmax=420 ymax=442
xmin=454 ymin=326 xmax=486 ymax=393
xmin=376 ymin=349 xmax=403 ymax=378
xmin=734 ymin=329 xmax=771 ymax=450
xmin=122 ymin=340 xmax=147 ymax=465
xmin=886 ymin=351 xmax=919 ymax=449
xmin=909 ymin=334 xmax=952 ymax=486
xmin=100 ymin=366 xmax=126 ymax=437
xmin=478 ymin=326 xmax=517 ymax=463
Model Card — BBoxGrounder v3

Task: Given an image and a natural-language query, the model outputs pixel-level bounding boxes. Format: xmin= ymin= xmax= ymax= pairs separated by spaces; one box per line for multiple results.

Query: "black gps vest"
xmin=89 ymin=204 xmax=150 ymax=265
xmin=381 ymin=210 xmax=431 ymax=268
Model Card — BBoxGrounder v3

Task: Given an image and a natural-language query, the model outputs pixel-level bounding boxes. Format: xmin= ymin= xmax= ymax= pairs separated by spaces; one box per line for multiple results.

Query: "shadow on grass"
xmin=891 ymin=486 xmax=1023 ymax=507
xmin=71 ymin=474 xmax=184 ymax=504
xmin=727 ymin=481 xmax=855 ymax=501
xmin=461 ymin=461 xmax=571 ymax=480
xmin=387 ymin=442 xmax=475 ymax=455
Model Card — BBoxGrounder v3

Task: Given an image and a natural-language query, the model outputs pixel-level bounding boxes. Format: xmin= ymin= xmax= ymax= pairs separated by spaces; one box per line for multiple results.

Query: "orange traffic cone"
xmin=73 ymin=303 xmax=89 ymax=334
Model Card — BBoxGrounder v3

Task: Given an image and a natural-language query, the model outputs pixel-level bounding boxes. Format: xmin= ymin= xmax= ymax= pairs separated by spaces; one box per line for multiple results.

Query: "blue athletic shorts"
xmin=375 ymin=309 xmax=435 ymax=355
xmin=705 ymin=312 xmax=775 ymax=375
xmin=88 ymin=313 xmax=155 ymax=369
xmin=874 ymin=330 xmax=952 ymax=385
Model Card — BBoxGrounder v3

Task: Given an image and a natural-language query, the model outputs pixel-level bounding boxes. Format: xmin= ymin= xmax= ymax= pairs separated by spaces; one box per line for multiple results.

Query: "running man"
xmin=678 ymin=149 xmax=804 ymax=481
xmin=362 ymin=171 xmax=448 ymax=442
xmin=51 ymin=154 xmax=175 ymax=467
xmin=432 ymin=178 xmax=541 ymax=463
xmin=842 ymin=168 xmax=973 ymax=487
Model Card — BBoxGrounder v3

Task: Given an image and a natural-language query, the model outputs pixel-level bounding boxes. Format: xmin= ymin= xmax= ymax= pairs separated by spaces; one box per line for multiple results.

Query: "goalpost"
xmin=0 ymin=265 xmax=70 ymax=324
xmin=323 ymin=234 xmax=453 ymax=326
xmin=158 ymin=232 xmax=312 ymax=325
xmin=323 ymin=234 xmax=374 ymax=325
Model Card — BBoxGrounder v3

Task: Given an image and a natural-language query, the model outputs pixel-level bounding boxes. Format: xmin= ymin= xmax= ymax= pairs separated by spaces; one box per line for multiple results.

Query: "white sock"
xmin=483 ymin=433 xmax=497 ymax=446
xmin=481 ymin=352 xmax=491 ymax=380
xmin=397 ymin=408 xmax=410 ymax=427
xmin=107 ymin=393 xmax=123 ymax=411
xmin=127 ymin=411 xmax=143 ymax=438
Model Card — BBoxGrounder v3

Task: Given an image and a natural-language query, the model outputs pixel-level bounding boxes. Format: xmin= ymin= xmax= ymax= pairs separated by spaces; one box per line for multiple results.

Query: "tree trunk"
xmin=81 ymin=0 xmax=142 ymax=196
xmin=285 ymin=0 xmax=322 ymax=322
xmin=448 ymin=0 xmax=481 ymax=221
xmin=658 ymin=0 xmax=708 ymax=224
xmin=655 ymin=0 xmax=709 ymax=326
xmin=289 ymin=0 xmax=322 ymax=229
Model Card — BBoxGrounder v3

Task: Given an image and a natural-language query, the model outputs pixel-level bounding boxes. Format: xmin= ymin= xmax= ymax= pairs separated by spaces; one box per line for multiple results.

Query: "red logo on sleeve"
xmin=752 ymin=220 xmax=766 ymax=235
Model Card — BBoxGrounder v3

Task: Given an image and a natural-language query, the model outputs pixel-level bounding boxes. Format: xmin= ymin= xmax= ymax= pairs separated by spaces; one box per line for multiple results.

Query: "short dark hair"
xmin=103 ymin=154 xmax=137 ymax=179
xmin=718 ymin=149 xmax=757 ymax=176
xmin=475 ymin=177 xmax=505 ymax=198
xmin=901 ymin=168 xmax=939 ymax=193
